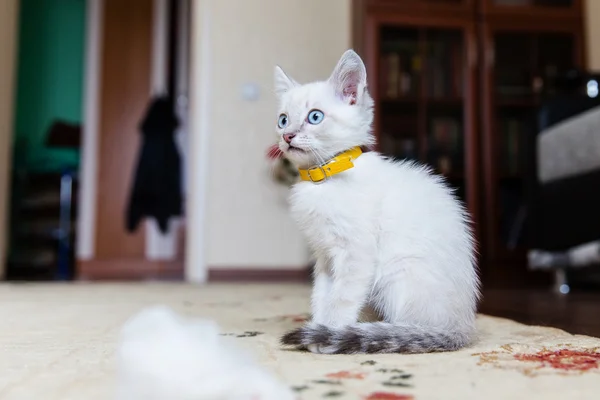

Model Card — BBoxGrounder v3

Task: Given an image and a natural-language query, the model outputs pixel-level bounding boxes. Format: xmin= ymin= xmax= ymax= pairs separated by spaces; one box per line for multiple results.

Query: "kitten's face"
xmin=274 ymin=50 xmax=374 ymax=168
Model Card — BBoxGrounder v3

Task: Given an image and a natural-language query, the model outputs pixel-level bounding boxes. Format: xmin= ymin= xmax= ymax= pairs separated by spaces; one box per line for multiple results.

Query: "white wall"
xmin=0 ymin=0 xmax=19 ymax=278
xmin=189 ymin=0 xmax=351 ymax=271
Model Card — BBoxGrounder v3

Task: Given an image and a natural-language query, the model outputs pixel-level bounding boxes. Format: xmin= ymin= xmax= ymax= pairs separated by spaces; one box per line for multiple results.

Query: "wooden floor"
xmin=480 ymin=289 xmax=600 ymax=338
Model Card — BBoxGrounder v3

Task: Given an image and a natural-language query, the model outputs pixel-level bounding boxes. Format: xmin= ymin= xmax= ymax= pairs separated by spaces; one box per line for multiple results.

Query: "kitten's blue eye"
xmin=277 ymin=114 xmax=288 ymax=129
xmin=307 ymin=109 xmax=324 ymax=125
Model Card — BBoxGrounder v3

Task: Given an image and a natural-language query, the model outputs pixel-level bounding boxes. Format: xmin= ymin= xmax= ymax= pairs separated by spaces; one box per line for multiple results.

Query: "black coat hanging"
xmin=125 ymin=96 xmax=182 ymax=234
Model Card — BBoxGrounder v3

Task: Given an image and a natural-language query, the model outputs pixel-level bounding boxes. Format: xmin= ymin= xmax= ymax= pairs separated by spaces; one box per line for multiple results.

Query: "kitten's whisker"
xmin=308 ymin=148 xmax=319 ymax=165
xmin=309 ymin=146 xmax=327 ymax=167
xmin=306 ymin=147 xmax=317 ymax=164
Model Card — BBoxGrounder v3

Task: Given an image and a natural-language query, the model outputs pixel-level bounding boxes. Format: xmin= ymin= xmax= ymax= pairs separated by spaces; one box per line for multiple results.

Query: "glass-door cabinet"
xmin=480 ymin=20 xmax=584 ymax=274
xmin=363 ymin=13 xmax=480 ymax=237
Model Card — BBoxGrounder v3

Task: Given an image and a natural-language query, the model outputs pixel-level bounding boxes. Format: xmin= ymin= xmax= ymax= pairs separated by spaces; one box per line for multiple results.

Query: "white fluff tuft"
xmin=115 ymin=306 xmax=295 ymax=400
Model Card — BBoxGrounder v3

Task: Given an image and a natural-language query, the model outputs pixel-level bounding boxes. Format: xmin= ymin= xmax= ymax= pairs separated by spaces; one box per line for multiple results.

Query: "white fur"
xmin=115 ymin=306 xmax=294 ymax=400
xmin=275 ymin=50 xmax=480 ymax=353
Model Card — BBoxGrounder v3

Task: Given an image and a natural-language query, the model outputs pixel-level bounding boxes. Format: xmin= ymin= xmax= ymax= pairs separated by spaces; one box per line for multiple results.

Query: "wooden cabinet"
xmin=480 ymin=19 xmax=584 ymax=285
xmin=354 ymin=0 xmax=585 ymax=287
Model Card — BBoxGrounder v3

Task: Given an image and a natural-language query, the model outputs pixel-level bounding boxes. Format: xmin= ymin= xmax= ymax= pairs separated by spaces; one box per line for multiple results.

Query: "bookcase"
xmin=353 ymin=0 xmax=585 ymax=287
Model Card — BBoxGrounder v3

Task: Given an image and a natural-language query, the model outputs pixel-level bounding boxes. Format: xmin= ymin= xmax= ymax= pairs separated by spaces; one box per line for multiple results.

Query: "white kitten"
xmin=275 ymin=50 xmax=480 ymax=354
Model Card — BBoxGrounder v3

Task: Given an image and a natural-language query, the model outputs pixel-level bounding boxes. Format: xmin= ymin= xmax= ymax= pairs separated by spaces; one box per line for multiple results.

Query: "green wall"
xmin=13 ymin=0 xmax=86 ymax=172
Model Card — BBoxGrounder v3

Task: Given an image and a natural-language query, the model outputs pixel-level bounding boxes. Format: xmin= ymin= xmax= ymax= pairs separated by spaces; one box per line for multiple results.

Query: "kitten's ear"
xmin=274 ymin=65 xmax=298 ymax=97
xmin=328 ymin=49 xmax=367 ymax=105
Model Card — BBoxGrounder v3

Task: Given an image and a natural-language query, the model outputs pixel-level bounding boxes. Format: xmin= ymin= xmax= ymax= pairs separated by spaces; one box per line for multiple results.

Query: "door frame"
xmin=0 ymin=0 xmax=19 ymax=280
xmin=77 ymin=0 xmax=103 ymax=262
xmin=186 ymin=0 xmax=211 ymax=282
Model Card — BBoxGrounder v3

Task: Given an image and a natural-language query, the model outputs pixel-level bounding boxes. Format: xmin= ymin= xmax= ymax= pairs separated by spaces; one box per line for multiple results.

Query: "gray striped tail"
xmin=281 ymin=322 xmax=472 ymax=354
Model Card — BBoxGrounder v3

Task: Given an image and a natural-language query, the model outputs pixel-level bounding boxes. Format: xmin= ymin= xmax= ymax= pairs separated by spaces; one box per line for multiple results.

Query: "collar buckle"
xmin=308 ymin=165 xmax=327 ymax=184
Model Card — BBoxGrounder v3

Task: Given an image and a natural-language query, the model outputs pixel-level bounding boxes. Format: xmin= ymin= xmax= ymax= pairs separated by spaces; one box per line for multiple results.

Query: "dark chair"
xmin=525 ymin=89 xmax=600 ymax=291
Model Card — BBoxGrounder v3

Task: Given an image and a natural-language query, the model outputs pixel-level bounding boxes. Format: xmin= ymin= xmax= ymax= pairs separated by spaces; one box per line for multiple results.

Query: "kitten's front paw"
xmin=307 ymin=344 xmax=336 ymax=354
xmin=281 ymin=324 xmax=333 ymax=353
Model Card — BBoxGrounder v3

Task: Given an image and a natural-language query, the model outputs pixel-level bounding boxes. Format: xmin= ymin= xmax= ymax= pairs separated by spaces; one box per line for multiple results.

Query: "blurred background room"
xmin=1 ymin=0 xmax=600 ymax=333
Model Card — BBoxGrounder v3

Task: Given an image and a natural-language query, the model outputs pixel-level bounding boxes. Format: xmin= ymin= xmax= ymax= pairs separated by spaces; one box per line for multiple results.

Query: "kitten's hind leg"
xmin=373 ymin=260 xmax=477 ymax=347
xmin=372 ymin=261 xmax=445 ymax=326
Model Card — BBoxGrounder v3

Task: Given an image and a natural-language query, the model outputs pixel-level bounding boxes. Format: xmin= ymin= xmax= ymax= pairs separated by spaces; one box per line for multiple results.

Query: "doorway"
xmin=5 ymin=0 xmax=190 ymax=281
xmin=6 ymin=0 xmax=86 ymax=280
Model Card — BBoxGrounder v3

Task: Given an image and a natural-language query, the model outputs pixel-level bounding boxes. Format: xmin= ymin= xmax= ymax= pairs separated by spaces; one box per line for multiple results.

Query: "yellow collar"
xmin=298 ymin=146 xmax=363 ymax=183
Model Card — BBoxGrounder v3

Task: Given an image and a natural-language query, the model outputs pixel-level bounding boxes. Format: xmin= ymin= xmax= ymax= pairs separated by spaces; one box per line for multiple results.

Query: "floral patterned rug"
xmin=0 ymin=283 xmax=599 ymax=399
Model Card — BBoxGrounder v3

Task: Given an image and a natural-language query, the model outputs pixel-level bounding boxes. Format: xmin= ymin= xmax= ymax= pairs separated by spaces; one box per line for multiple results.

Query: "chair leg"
xmin=554 ymin=269 xmax=570 ymax=294
xmin=56 ymin=171 xmax=73 ymax=280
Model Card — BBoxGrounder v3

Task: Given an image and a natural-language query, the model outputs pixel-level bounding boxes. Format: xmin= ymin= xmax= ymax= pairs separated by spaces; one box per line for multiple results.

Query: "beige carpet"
xmin=0 ymin=283 xmax=599 ymax=400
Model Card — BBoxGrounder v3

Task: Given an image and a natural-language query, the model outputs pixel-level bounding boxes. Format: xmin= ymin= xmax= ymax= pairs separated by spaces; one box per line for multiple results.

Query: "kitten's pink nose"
xmin=283 ymin=133 xmax=296 ymax=144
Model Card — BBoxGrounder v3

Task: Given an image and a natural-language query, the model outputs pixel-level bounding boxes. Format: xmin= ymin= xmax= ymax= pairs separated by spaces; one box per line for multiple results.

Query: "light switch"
xmin=241 ymin=83 xmax=260 ymax=101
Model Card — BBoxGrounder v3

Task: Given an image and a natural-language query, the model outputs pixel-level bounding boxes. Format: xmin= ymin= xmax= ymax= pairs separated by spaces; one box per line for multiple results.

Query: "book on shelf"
xmin=428 ymin=117 xmax=463 ymax=175
xmin=503 ymin=118 xmax=521 ymax=176
xmin=380 ymin=134 xmax=418 ymax=162
xmin=496 ymin=66 xmax=533 ymax=98
xmin=380 ymin=52 xmax=399 ymax=98
xmin=379 ymin=38 xmax=463 ymax=100
xmin=426 ymin=39 xmax=464 ymax=99
xmin=379 ymin=40 xmax=421 ymax=99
